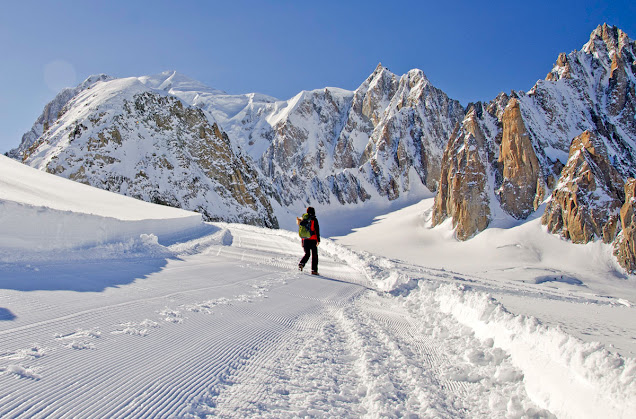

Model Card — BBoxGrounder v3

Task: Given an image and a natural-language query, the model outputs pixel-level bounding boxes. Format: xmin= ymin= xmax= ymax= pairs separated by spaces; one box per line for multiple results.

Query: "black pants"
xmin=300 ymin=239 xmax=318 ymax=272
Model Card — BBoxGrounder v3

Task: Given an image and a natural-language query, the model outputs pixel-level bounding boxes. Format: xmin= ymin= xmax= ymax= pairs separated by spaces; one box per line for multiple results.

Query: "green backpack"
xmin=298 ymin=213 xmax=312 ymax=238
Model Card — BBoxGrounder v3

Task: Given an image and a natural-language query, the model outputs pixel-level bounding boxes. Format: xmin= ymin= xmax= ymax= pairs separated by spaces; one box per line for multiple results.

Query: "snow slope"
xmin=0 ymin=155 xmax=201 ymax=254
xmin=334 ymin=199 xmax=636 ymax=357
xmin=1 ymin=158 xmax=635 ymax=417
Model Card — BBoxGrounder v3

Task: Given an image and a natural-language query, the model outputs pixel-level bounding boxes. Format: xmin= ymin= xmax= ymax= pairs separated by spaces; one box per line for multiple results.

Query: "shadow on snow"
xmin=0 ymin=307 xmax=17 ymax=321
xmin=0 ymin=258 xmax=172 ymax=293
xmin=0 ymin=224 xmax=222 ymax=293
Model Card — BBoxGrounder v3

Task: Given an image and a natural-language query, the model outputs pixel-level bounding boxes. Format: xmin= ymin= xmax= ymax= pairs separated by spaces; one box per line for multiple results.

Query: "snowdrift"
xmin=433 ymin=284 xmax=635 ymax=418
xmin=0 ymin=155 xmax=202 ymax=258
xmin=345 ymin=253 xmax=636 ymax=418
xmin=332 ymin=229 xmax=634 ymax=417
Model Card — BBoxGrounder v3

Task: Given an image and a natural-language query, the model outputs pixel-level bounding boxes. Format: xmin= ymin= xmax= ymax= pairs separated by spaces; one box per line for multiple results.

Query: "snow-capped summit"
xmin=8 ymin=74 xmax=112 ymax=160
xmin=138 ymin=70 xmax=225 ymax=95
xmin=10 ymin=74 xmax=278 ymax=227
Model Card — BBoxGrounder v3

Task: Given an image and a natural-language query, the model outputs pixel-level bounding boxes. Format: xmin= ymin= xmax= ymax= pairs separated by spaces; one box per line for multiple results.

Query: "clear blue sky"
xmin=1 ymin=0 xmax=635 ymax=154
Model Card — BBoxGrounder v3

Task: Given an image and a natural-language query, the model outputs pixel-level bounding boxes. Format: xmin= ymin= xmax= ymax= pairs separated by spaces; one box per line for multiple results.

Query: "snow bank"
xmin=0 ymin=200 xmax=201 ymax=253
xmin=330 ymin=221 xmax=635 ymax=418
xmin=432 ymin=284 xmax=636 ymax=419
xmin=0 ymin=155 xmax=202 ymax=260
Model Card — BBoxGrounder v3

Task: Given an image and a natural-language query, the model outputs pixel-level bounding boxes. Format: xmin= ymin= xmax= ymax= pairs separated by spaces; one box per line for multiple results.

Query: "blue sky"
xmin=1 ymin=0 xmax=635 ymax=153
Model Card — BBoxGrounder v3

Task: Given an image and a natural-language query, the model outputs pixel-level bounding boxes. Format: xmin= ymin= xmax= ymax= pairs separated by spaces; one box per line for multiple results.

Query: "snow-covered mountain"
xmin=9 ymin=64 xmax=462 ymax=229
xmin=136 ymin=65 xmax=464 ymax=207
xmin=8 ymin=75 xmax=278 ymax=227
xmin=8 ymin=24 xmax=636 ymax=268
xmin=432 ymin=24 xmax=636 ymax=268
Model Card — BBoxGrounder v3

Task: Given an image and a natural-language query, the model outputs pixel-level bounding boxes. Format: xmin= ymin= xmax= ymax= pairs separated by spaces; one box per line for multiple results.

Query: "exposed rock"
xmin=614 ymin=178 xmax=636 ymax=272
xmin=546 ymin=52 xmax=572 ymax=81
xmin=497 ymin=98 xmax=545 ymax=219
xmin=433 ymin=109 xmax=491 ymax=240
xmin=432 ymin=24 xmax=636 ymax=243
xmin=16 ymin=80 xmax=278 ymax=227
xmin=542 ymin=131 xmax=624 ymax=243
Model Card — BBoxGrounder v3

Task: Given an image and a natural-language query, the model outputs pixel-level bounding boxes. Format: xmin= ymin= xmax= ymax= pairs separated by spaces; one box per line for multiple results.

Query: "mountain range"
xmin=8 ymin=24 xmax=636 ymax=270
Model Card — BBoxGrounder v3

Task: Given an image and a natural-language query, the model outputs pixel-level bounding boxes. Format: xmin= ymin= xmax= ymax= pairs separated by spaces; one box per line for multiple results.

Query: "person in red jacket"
xmin=297 ymin=206 xmax=320 ymax=275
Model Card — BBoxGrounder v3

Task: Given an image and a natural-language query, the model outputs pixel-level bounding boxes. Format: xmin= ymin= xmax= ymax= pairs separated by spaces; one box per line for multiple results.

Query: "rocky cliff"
xmin=433 ymin=24 xmax=636 ymax=244
xmin=542 ymin=130 xmax=624 ymax=243
xmin=432 ymin=108 xmax=491 ymax=240
xmin=615 ymin=179 xmax=636 ymax=272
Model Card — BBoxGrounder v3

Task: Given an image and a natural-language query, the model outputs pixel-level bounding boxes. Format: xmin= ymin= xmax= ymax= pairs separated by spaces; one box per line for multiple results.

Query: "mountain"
xmin=140 ymin=66 xmax=464 ymax=207
xmin=9 ymin=75 xmax=278 ymax=227
xmin=9 ymin=66 xmax=462 ymax=228
xmin=8 ymin=24 xmax=636 ymax=269
xmin=432 ymin=25 xmax=636 ymax=255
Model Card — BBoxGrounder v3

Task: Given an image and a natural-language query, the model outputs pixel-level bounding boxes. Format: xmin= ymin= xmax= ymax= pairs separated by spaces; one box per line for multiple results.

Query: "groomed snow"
xmin=1 ymin=160 xmax=635 ymax=417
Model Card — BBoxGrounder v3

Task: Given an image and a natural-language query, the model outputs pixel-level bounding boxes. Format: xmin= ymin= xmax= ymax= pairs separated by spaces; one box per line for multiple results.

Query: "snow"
xmin=0 ymin=155 xmax=201 ymax=253
xmin=335 ymin=199 xmax=636 ymax=354
xmin=1 ymin=159 xmax=635 ymax=417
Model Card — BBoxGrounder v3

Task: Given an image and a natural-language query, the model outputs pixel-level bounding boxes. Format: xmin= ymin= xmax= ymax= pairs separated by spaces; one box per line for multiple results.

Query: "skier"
xmin=297 ymin=206 xmax=320 ymax=275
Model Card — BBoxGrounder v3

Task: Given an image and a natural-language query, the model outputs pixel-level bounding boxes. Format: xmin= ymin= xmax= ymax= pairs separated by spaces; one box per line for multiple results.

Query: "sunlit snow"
xmin=1 ymin=156 xmax=634 ymax=417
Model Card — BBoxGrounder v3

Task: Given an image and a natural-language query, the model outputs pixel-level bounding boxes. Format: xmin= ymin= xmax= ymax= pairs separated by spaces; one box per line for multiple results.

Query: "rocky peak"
xmin=360 ymin=66 xmax=464 ymax=196
xmin=546 ymin=52 xmax=572 ymax=81
xmin=542 ymin=130 xmax=624 ymax=243
xmin=615 ymin=178 xmax=636 ymax=272
xmin=497 ymin=98 xmax=544 ymax=219
xmin=586 ymin=23 xmax=625 ymax=54
xmin=361 ymin=65 xmax=399 ymax=126
xmin=583 ymin=24 xmax=636 ymax=73
xmin=432 ymin=108 xmax=491 ymax=240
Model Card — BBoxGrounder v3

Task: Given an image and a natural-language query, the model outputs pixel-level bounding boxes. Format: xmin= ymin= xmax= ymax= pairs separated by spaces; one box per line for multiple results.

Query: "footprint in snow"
xmin=0 ymin=346 xmax=47 ymax=380
xmin=159 ymin=309 xmax=185 ymax=324
xmin=1 ymin=364 xmax=42 ymax=380
xmin=55 ymin=328 xmax=101 ymax=350
xmin=112 ymin=319 xmax=160 ymax=337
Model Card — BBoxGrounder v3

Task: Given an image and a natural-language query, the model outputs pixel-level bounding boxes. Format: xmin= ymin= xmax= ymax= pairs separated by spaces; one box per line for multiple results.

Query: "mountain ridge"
xmin=8 ymin=23 xmax=636 ymax=269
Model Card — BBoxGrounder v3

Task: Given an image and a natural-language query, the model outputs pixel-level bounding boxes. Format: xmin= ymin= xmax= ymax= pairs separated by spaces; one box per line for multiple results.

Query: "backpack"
xmin=298 ymin=213 xmax=312 ymax=238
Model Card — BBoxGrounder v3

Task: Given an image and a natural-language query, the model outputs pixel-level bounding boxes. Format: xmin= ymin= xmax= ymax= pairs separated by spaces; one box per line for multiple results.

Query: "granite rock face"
xmin=497 ymin=98 xmax=545 ymax=220
xmin=542 ymin=131 xmax=624 ymax=243
xmin=615 ymin=179 xmax=636 ymax=272
xmin=432 ymin=24 xmax=636 ymax=248
xmin=433 ymin=109 xmax=491 ymax=240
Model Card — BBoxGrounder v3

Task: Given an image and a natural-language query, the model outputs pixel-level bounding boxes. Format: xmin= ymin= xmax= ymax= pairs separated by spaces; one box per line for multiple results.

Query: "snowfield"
xmin=1 ymin=158 xmax=635 ymax=418
xmin=0 ymin=155 xmax=201 ymax=254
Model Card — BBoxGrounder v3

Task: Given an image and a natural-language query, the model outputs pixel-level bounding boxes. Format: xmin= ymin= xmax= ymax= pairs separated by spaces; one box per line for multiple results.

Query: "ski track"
xmin=0 ymin=224 xmax=544 ymax=417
